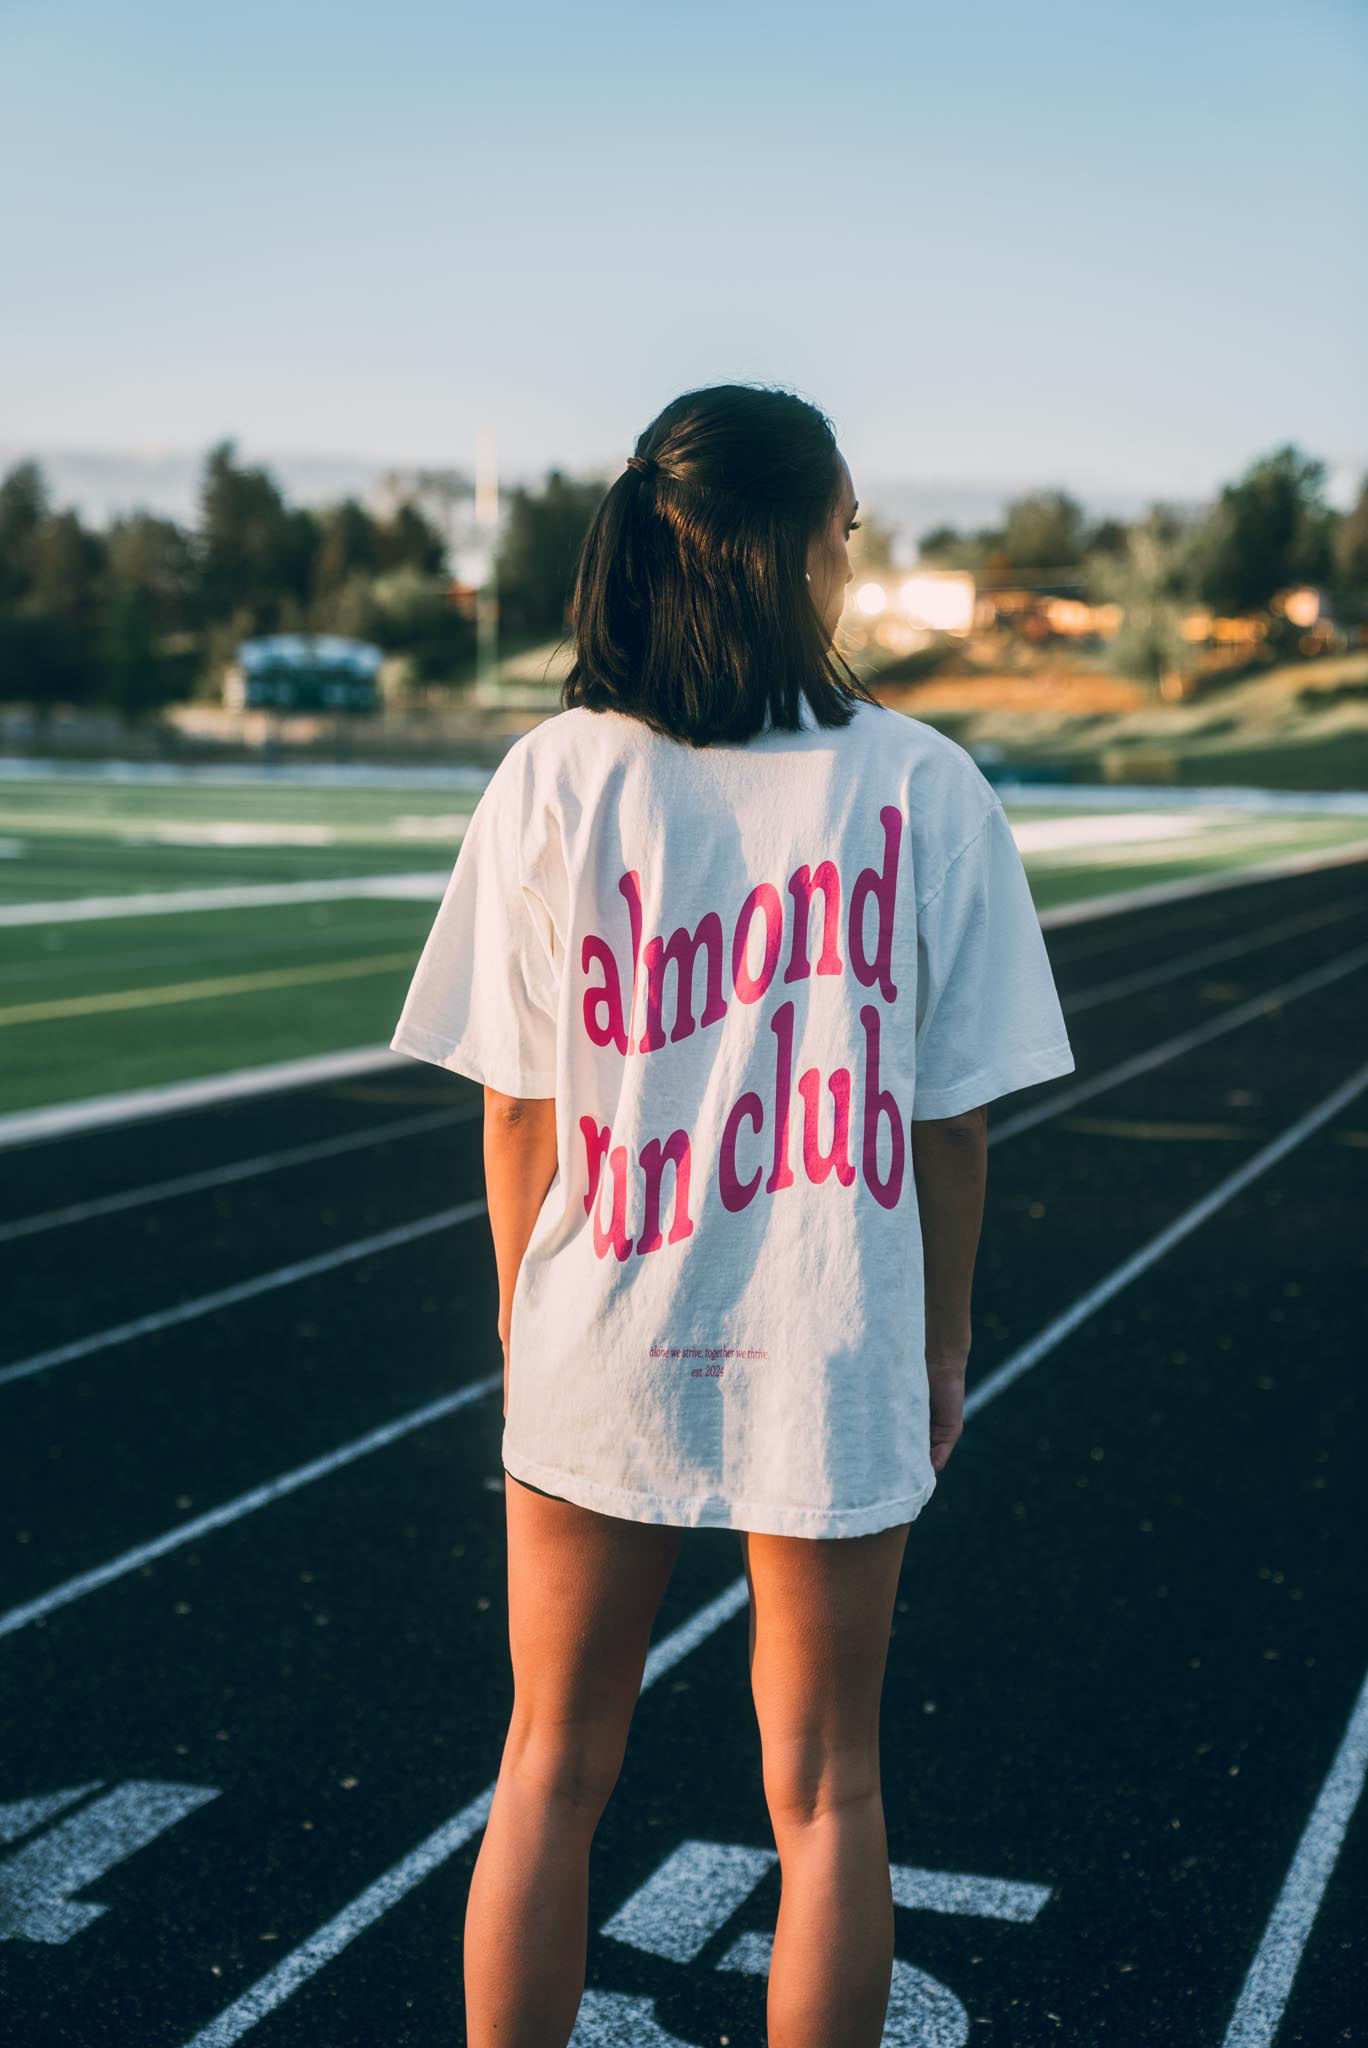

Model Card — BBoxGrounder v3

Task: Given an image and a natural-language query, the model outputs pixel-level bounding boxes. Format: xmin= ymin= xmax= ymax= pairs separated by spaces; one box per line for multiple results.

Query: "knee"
xmin=502 ymin=1713 xmax=626 ymax=1824
xmin=762 ymin=1735 xmax=882 ymax=1831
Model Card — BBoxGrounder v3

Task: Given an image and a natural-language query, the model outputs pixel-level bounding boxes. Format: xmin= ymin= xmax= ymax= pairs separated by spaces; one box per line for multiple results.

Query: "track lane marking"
xmin=0 ymin=1200 xmax=489 ymax=1391
xmin=5 ymin=937 xmax=1366 ymax=1394
xmin=1220 ymin=1656 xmax=1368 ymax=2046
xmin=0 ymin=1103 xmax=478 ymax=1246
xmin=990 ymin=939 xmax=1368 ymax=1145
xmin=2 ymin=874 xmax=1362 ymax=1228
xmin=169 ymin=1058 xmax=1368 ymax=2048
xmin=0 ymin=1374 xmax=503 ymax=1640
xmin=3 ymin=843 xmax=1366 ymax=1151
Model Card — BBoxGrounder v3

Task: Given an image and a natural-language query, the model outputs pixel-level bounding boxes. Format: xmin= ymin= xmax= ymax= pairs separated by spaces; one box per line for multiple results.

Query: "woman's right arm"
xmin=910 ymin=1104 xmax=988 ymax=1472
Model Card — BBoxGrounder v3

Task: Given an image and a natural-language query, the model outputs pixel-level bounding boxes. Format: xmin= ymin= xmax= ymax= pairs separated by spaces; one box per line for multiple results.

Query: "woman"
xmin=389 ymin=382 xmax=1076 ymax=2046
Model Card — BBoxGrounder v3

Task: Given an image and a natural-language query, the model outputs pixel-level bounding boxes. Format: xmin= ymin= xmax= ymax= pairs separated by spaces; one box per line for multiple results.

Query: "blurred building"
xmin=224 ymin=634 xmax=384 ymax=713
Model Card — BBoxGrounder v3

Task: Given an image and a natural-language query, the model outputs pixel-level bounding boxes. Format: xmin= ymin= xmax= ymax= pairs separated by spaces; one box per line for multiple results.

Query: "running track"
xmin=1 ymin=854 xmax=1365 ymax=2046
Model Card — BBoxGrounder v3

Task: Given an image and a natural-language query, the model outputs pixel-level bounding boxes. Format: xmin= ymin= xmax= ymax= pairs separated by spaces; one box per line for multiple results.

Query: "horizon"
xmin=0 ymin=437 xmax=1301 ymax=551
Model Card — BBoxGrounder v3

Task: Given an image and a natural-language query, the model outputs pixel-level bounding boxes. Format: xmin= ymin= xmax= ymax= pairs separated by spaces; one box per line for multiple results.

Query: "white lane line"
xmin=1220 ymin=1656 xmax=1368 ymax=2046
xmin=0 ymin=1199 xmax=489 ymax=1392
xmin=0 ymin=1045 xmax=420 ymax=1153
xmin=971 ymin=1059 xmax=1368 ymax=1415
xmin=1033 ymin=836 xmax=1368 ymax=929
xmin=11 ymin=934 xmax=1362 ymax=1397
xmin=172 ymin=1060 xmax=1368 ymax=2048
xmin=0 ymin=1103 xmax=478 ymax=1246
xmin=991 ymin=938 xmax=1368 ymax=1147
xmin=0 ymin=1373 xmax=503 ymax=1642
xmin=3 ymin=930 xmax=1364 ymax=1631
xmin=3 ymin=892 xmax=1358 ymax=1244
xmin=0 ymin=872 xmax=452 ymax=928
xmin=1060 ymin=894 xmax=1366 ymax=1015
xmin=4 ymin=839 xmax=1365 ymax=1154
xmin=176 ymin=1580 xmax=753 ymax=2048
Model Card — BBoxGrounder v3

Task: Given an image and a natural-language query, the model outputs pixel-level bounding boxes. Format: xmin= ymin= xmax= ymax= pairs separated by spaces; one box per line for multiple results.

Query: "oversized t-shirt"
xmin=389 ymin=697 xmax=1076 ymax=1537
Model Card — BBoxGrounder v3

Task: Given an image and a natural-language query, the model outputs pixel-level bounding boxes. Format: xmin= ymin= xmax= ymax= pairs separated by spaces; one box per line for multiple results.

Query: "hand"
xmin=926 ymin=1346 xmax=969 ymax=1474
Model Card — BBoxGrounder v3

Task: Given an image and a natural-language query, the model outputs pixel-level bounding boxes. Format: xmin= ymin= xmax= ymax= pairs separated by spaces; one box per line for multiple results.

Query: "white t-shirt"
xmin=389 ymin=697 xmax=1076 ymax=1537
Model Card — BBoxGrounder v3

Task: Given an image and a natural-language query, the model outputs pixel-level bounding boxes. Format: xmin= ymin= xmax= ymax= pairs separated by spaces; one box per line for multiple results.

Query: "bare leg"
xmin=741 ymin=1520 xmax=911 ymax=2048
xmin=463 ymin=1475 xmax=684 ymax=2046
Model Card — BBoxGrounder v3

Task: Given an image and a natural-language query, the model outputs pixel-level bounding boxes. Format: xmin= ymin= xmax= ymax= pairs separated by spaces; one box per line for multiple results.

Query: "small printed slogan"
xmin=648 ymin=1343 xmax=770 ymax=1377
xmin=578 ymin=804 xmax=911 ymax=1264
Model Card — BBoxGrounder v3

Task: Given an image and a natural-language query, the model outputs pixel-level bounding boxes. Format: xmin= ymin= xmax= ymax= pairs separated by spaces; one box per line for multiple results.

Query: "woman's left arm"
xmin=482 ymin=1087 xmax=558 ymax=1417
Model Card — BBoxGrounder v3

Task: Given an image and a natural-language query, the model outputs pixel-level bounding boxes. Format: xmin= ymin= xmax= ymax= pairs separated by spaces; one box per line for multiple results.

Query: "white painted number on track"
xmin=568 ymin=1837 xmax=1052 ymax=2044
xmin=0 ymin=1780 xmax=220 ymax=1943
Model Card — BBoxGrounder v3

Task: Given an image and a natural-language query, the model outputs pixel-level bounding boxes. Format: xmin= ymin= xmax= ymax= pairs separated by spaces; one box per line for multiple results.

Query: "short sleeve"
xmin=389 ymin=756 xmax=560 ymax=1097
xmin=912 ymin=801 xmax=1076 ymax=1120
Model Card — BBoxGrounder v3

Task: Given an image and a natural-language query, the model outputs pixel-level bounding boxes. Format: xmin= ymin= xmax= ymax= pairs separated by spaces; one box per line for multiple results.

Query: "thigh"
xmin=503 ymin=1473 xmax=686 ymax=1768
xmin=740 ymin=1522 xmax=911 ymax=1801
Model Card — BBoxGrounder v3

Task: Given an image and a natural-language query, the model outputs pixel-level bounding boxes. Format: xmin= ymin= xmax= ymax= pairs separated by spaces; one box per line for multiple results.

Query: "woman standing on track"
xmin=390 ymin=382 xmax=1076 ymax=2047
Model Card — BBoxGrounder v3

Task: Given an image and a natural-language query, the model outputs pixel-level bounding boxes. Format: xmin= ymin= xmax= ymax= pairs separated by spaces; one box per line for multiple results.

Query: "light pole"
xmin=474 ymin=426 xmax=499 ymax=700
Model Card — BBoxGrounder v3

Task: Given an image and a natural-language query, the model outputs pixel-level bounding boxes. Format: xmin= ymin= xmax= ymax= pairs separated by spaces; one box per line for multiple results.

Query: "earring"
xmin=804 ymin=572 xmax=811 ymax=583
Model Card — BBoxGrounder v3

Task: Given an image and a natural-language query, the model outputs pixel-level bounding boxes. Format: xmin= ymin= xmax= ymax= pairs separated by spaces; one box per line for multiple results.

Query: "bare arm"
xmin=909 ymin=1103 xmax=988 ymax=1471
xmin=481 ymin=1087 xmax=558 ymax=1418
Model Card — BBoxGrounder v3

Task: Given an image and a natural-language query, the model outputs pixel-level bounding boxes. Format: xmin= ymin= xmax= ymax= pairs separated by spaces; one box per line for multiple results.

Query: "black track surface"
xmin=1 ymin=856 xmax=1365 ymax=2047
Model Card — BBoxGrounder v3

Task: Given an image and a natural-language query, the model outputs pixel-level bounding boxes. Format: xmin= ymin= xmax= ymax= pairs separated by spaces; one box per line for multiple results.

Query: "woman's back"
xmin=390 ymin=695 xmax=1075 ymax=1537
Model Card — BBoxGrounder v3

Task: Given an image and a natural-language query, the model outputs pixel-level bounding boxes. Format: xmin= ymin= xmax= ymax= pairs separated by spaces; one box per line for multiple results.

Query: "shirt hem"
xmin=501 ymin=1445 xmax=938 ymax=1538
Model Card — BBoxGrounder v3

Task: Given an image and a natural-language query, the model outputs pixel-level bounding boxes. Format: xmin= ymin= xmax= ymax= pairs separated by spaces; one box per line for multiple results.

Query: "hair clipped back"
xmin=561 ymin=382 xmax=877 ymax=746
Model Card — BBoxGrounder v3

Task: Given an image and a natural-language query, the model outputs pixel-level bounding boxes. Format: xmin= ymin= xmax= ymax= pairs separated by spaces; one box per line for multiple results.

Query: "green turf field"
xmin=1 ymin=771 xmax=1365 ymax=1118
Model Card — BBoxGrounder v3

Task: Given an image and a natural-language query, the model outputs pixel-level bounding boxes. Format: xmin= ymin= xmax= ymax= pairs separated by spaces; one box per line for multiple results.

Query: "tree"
xmin=1189 ymin=443 xmax=1335 ymax=615
xmin=1332 ymin=476 xmax=1368 ymax=596
xmin=99 ymin=586 xmax=178 ymax=720
xmin=105 ymin=512 xmax=197 ymax=634
xmin=847 ymin=509 xmax=900 ymax=577
xmin=31 ymin=508 xmax=103 ymax=616
xmin=375 ymin=500 xmax=446 ymax=576
xmin=496 ymin=468 xmax=604 ymax=637
xmin=313 ymin=498 xmax=377 ymax=598
xmin=197 ymin=438 xmax=316 ymax=627
xmin=1000 ymin=488 xmax=1089 ymax=569
xmin=916 ymin=523 xmax=967 ymax=564
xmin=1085 ymin=505 xmax=1200 ymax=693
xmin=1085 ymin=516 xmax=1130 ymax=558
xmin=0 ymin=459 xmax=51 ymax=605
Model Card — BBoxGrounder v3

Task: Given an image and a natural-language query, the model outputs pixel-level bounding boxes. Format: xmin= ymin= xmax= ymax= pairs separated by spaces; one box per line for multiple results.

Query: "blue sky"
xmin=2 ymin=0 xmax=1364 ymax=511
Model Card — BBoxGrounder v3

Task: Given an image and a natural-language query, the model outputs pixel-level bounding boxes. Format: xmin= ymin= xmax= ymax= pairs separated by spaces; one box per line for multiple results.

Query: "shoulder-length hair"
xmin=561 ymin=382 xmax=879 ymax=747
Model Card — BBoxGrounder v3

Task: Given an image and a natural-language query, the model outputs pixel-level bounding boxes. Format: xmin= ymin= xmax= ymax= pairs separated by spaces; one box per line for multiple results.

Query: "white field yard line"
xmin=2 ymin=889 xmax=1360 ymax=1241
xmin=1 ymin=949 xmax=422 ymax=1028
xmin=0 ymin=873 xmax=453 ymax=928
xmin=1035 ymin=835 xmax=1368 ymax=929
xmin=173 ymin=1059 xmax=1368 ymax=2048
xmin=4 ymin=936 xmax=1367 ymax=1405
xmin=0 ymin=836 xmax=1365 ymax=1155
xmin=1026 ymin=821 xmax=1351 ymax=870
